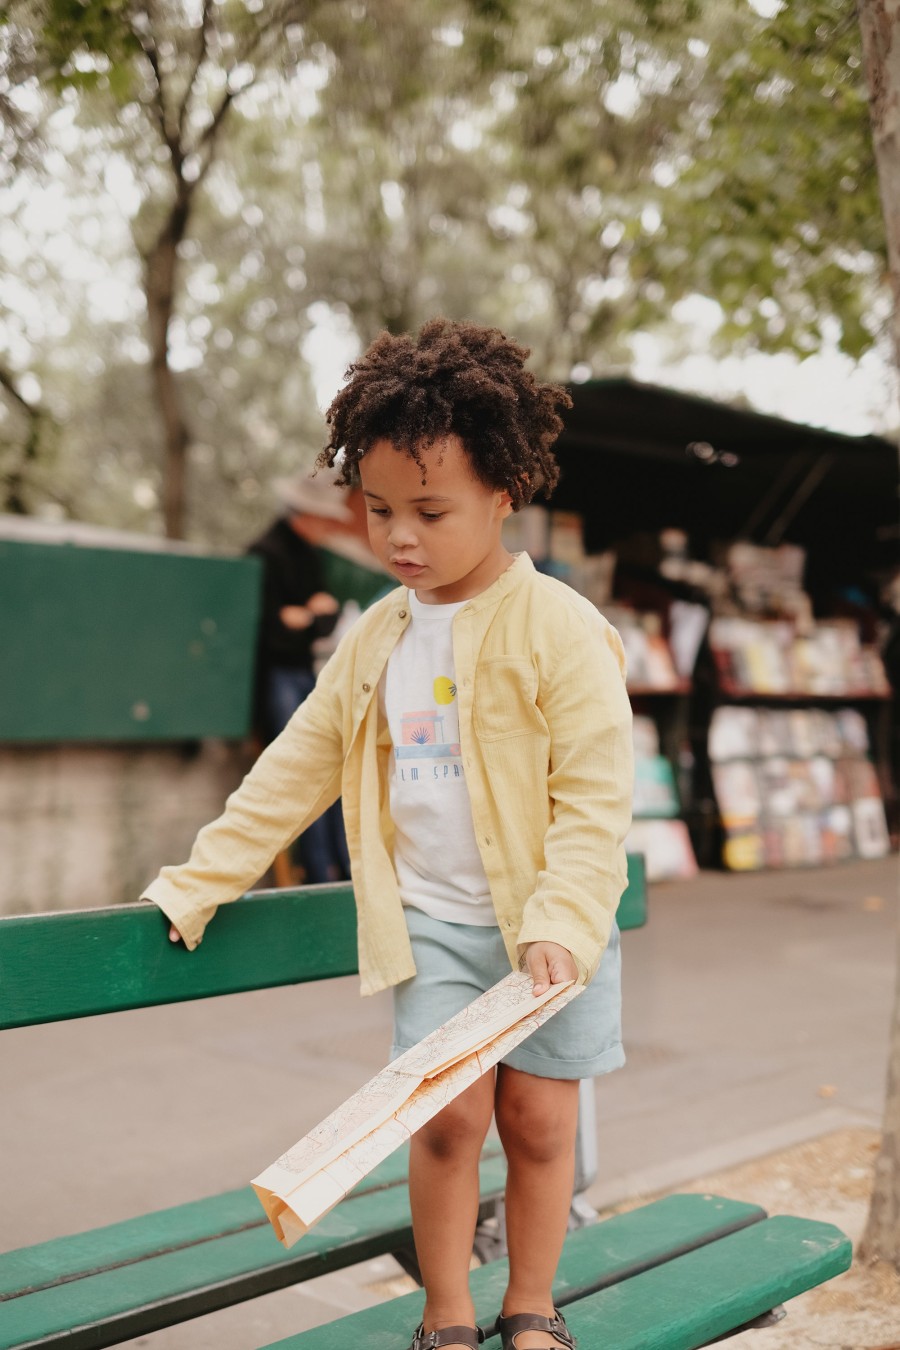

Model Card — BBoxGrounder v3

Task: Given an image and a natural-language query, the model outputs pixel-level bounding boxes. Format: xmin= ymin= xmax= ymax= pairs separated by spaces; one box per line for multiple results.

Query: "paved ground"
xmin=2 ymin=854 xmax=897 ymax=1348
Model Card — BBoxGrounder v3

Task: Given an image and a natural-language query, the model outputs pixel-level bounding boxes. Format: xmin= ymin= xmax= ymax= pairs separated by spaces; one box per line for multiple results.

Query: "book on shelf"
xmin=602 ymin=605 xmax=682 ymax=691
xmin=633 ymin=755 xmax=680 ymax=819
xmin=632 ymin=714 xmax=661 ymax=759
xmin=708 ymin=617 xmax=889 ymax=697
xmin=626 ymin=818 xmax=698 ymax=881
xmin=629 ymin=715 xmax=697 ymax=879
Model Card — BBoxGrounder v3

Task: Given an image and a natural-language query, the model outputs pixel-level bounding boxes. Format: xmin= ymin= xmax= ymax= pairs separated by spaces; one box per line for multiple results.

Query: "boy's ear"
xmin=496 ymin=490 xmax=513 ymax=518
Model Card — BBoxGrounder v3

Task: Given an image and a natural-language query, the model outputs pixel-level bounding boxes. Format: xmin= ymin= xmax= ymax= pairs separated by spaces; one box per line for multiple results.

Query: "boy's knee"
xmin=495 ymin=1074 xmax=579 ymax=1163
xmin=416 ymin=1098 xmax=487 ymax=1160
xmin=498 ymin=1106 xmax=572 ymax=1164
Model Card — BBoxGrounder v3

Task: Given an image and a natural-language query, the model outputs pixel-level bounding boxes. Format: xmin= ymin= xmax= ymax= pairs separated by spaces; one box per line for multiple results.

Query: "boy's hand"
xmin=169 ymin=923 xmax=183 ymax=944
xmin=523 ymin=942 xmax=577 ymax=996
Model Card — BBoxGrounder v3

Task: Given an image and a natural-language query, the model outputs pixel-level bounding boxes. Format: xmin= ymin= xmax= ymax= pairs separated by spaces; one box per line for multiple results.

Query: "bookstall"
xmin=512 ymin=378 xmax=899 ymax=876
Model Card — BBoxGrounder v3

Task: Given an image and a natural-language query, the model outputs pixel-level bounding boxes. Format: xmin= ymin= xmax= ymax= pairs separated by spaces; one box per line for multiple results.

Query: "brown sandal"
xmin=407 ymin=1325 xmax=485 ymax=1349
xmin=495 ymin=1309 xmax=577 ymax=1349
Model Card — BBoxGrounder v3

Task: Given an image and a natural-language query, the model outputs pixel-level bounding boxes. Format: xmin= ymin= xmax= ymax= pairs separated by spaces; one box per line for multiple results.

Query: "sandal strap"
xmin=497 ymin=1309 xmax=576 ymax=1349
xmin=410 ymin=1324 xmax=485 ymax=1349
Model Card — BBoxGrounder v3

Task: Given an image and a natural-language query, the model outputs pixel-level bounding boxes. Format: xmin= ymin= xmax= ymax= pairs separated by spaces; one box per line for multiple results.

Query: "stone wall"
xmin=0 ymin=741 xmax=253 ymax=916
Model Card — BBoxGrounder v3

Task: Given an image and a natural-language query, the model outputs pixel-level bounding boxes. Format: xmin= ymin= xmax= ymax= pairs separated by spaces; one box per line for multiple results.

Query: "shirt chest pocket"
xmin=473 ymin=658 xmax=547 ymax=741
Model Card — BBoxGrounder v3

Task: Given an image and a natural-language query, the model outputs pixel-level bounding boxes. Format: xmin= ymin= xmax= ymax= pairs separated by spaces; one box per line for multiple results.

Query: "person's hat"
xmin=272 ymin=471 xmax=353 ymax=523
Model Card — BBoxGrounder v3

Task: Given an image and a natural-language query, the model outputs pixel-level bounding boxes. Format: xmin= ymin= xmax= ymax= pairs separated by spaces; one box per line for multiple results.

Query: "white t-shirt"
xmin=380 ymin=589 xmax=496 ymax=926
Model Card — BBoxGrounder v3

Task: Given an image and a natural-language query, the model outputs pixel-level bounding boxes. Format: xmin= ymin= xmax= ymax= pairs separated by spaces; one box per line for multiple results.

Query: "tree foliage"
xmin=647 ymin=0 xmax=887 ymax=360
xmin=0 ymin=0 xmax=889 ymax=542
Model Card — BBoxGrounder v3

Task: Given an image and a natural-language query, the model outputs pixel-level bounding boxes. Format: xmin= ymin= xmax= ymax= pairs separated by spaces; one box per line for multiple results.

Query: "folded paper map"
xmin=252 ymin=969 xmax=581 ymax=1246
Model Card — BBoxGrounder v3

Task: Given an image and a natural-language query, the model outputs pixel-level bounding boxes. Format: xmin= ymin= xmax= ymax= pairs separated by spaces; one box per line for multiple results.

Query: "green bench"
xmin=0 ymin=866 xmax=648 ymax=1349
xmin=262 ymin=1194 xmax=851 ymax=1350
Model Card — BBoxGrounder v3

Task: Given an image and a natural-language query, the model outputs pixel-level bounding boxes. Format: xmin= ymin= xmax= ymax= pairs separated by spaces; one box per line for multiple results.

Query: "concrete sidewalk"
xmin=2 ymin=855 xmax=897 ymax=1348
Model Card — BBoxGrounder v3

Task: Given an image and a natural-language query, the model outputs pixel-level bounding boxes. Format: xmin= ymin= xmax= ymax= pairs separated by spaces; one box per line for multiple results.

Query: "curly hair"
xmin=316 ymin=318 xmax=571 ymax=510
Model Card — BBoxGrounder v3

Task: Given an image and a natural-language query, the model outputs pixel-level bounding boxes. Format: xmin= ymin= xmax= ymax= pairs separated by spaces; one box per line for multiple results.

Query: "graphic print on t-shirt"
xmin=395 ymin=677 xmax=463 ymax=781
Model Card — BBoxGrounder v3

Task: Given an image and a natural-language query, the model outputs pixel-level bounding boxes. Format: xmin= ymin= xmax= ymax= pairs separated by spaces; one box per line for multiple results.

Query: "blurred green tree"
xmin=643 ymin=0 xmax=888 ymax=361
xmin=2 ymin=0 xmax=889 ymax=542
xmin=32 ymin=0 xmax=331 ymax=539
xmin=0 ymin=6 xmax=58 ymax=513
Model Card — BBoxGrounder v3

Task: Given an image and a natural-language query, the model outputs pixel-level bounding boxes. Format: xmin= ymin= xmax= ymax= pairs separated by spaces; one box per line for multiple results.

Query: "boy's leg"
xmin=409 ymin=1069 xmax=496 ymax=1344
xmin=494 ymin=1065 xmax=581 ymax=1349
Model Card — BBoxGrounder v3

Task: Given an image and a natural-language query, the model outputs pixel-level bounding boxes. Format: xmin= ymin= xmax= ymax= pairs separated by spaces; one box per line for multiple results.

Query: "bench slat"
xmin=0 ymin=887 xmax=359 ymax=1029
xmin=261 ymin=1193 xmax=767 ymax=1349
xmin=0 ymin=1142 xmax=485 ymax=1298
xmin=0 ymin=856 xmax=645 ymax=1030
xmin=0 ymin=1156 xmax=506 ymax=1349
xmin=493 ymin=1214 xmax=851 ymax=1350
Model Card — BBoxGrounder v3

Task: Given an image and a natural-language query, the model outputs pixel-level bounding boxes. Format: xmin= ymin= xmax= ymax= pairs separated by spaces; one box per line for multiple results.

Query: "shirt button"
xmin=484 ymin=836 xmax=492 ymax=846
xmin=398 ymin=610 xmax=407 ymax=619
xmin=362 ymin=682 xmax=371 ymax=693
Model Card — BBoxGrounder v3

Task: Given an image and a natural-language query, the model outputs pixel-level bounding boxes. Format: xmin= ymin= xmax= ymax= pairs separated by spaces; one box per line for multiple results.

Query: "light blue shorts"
xmin=391 ymin=907 xmax=624 ymax=1080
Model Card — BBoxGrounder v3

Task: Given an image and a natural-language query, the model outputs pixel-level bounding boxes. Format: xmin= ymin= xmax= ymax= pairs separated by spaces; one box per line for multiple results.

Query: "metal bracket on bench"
xmin=392 ymin=1244 xmax=424 ymax=1285
xmin=473 ymin=1199 xmax=508 ymax=1265
xmin=704 ymin=1305 xmax=788 ymax=1343
xmin=568 ymin=1191 xmax=599 ymax=1230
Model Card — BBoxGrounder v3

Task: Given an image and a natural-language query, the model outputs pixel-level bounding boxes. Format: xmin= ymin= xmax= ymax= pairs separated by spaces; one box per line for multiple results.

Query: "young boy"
xmin=143 ymin=319 xmax=633 ymax=1350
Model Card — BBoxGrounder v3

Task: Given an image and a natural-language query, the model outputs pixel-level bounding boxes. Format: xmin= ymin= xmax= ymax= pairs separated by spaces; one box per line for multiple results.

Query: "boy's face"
xmin=359 ymin=435 xmax=513 ymax=604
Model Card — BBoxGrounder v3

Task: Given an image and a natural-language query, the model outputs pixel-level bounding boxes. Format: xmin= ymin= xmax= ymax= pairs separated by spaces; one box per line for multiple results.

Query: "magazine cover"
xmin=821 ymin=806 xmax=855 ymax=862
xmin=708 ymin=707 xmax=759 ymax=762
xmin=836 ymin=708 xmax=870 ymax=755
xmin=757 ymin=709 xmax=792 ymax=758
xmin=722 ymin=826 xmax=766 ymax=871
xmin=632 ymin=714 xmax=660 ymax=759
xmin=852 ymin=798 xmax=890 ymax=859
xmin=633 ymin=755 xmax=680 ymax=819
xmin=712 ymin=760 xmax=763 ymax=825
xmin=625 ymin=818 xmax=698 ymax=881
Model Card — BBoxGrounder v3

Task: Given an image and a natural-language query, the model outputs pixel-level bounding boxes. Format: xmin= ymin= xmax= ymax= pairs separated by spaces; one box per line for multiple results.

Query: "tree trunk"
xmin=858 ymin=0 xmax=900 ymax=378
xmin=0 ymin=366 xmax=48 ymax=514
xmin=859 ymin=904 xmax=900 ymax=1266
xmin=856 ymin=0 xmax=900 ymax=1271
xmin=144 ymin=192 xmax=192 ymax=540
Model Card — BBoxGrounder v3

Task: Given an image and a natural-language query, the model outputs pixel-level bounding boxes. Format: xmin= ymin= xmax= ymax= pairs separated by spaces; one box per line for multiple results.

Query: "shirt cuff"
xmin=141 ymin=878 xmax=209 ymax=952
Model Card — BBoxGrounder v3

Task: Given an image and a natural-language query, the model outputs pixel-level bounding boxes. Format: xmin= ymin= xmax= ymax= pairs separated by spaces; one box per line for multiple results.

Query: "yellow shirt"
xmin=143 ymin=553 xmax=633 ymax=996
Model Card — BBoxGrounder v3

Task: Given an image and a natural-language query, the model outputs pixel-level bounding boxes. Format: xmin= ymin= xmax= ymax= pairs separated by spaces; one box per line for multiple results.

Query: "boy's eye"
xmin=368 ymin=506 xmax=390 ymax=517
xmin=421 ymin=512 xmax=444 ymax=522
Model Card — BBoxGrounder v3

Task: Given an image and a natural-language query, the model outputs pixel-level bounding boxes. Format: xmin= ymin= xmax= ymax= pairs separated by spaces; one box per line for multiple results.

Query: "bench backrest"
xmin=0 ymin=856 xmax=646 ymax=1030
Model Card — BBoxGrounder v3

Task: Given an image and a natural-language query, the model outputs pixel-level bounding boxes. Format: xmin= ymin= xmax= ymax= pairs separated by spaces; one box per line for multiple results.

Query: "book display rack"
xmin=708 ymin=705 xmax=890 ymax=871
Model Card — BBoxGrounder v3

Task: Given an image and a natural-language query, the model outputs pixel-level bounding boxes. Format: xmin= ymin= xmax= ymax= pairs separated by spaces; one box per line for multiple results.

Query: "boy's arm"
xmin=143 ymin=680 xmax=344 ymax=949
xmin=516 ymin=618 xmax=634 ymax=985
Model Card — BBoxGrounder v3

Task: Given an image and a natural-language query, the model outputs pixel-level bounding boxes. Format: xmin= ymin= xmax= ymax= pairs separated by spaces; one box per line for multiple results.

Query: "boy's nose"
xmin=388 ymin=519 xmax=418 ymax=547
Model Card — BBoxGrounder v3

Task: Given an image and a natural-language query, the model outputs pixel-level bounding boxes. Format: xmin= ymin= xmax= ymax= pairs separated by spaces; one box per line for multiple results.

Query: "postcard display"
xmin=694 ymin=531 xmax=895 ymax=871
xmin=709 ymin=706 xmax=889 ymax=870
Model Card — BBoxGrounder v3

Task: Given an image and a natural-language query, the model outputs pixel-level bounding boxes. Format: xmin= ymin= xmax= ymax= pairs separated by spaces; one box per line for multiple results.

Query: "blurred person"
xmin=248 ymin=471 xmax=352 ymax=883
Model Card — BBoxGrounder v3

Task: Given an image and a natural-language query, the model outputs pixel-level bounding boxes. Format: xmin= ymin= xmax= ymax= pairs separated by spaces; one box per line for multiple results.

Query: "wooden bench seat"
xmin=260 ymin=1194 xmax=851 ymax=1350
xmin=0 ymin=1148 xmax=507 ymax=1349
xmin=0 ymin=865 xmax=647 ymax=1348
